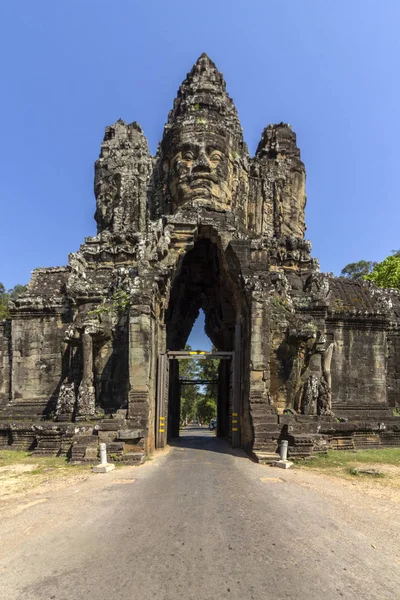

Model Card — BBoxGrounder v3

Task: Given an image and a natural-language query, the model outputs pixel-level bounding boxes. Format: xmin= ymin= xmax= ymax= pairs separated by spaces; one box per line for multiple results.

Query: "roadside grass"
xmin=0 ymin=450 xmax=90 ymax=471
xmin=297 ymin=448 xmax=400 ymax=468
xmin=294 ymin=449 xmax=400 ymax=485
xmin=1 ymin=450 xmax=66 ymax=467
xmin=0 ymin=450 xmax=90 ymax=498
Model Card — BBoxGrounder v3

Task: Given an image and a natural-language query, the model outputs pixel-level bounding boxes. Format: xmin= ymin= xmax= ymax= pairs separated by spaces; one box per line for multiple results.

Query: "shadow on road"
xmin=168 ymin=425 xmax=252 ymax=460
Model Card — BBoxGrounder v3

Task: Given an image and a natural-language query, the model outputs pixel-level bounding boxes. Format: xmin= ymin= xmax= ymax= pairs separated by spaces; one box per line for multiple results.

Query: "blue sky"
xmin=1 ymin=0 xmax=399 ymax=349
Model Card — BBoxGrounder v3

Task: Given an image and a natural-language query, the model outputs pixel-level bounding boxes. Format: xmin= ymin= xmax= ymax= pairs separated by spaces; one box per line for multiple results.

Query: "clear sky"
xmin=1 ymin=0 xmax=399 ymax=348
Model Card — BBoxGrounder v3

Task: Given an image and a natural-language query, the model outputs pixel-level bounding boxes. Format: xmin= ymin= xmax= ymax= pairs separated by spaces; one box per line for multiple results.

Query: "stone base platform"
xmin=0 ymin=417 xmax=146 ymax=465
xmin=253 ymin=411 xmax=400 ymax=461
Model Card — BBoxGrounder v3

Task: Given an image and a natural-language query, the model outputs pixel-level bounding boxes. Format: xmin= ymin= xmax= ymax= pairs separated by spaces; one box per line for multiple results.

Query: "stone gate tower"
xmin=1 ymin=54 xmax=399 ymax=461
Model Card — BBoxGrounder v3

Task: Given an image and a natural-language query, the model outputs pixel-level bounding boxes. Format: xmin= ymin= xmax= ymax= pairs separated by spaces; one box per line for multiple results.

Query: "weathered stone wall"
xmin=386 ymin=330 xmax=400 ymax=409
xmin=0 ymin=321 xmax=10 ymax=404
xmin=328 ymin=322 xmax=387 ymax=407
xmin=10 ymin=315 xmax=67 ymax=406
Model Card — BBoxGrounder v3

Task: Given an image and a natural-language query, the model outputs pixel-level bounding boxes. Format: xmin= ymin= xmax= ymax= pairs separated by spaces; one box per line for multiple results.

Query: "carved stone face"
xmin=165 ymin=132 xmax=237 ymax=211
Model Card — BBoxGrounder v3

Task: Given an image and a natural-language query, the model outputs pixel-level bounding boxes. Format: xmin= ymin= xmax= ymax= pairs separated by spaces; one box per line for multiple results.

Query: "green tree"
xmin=9 ymin=284 xmax=27 ymax=299
xmin=196 ymin=396 xmax=217 ymax=424
xmin=196 ymin=350 xmax=219 ymax=424
xmin=364 ymin=252 xmax=400 ymax=289
xmin=180 ymin=384 xmax=201 ymax=424
xmin=0 ymin=283 xmax=8 ymax=320
xmin=0 ymin=283 xmax=27 ymax=319
xmin=179 ymin=345 xmax=201 ymax=424
xmin=178 ymin=345 xmax=220 ymax=425
xmin=341 ymin=260 xmax=376 ymax=280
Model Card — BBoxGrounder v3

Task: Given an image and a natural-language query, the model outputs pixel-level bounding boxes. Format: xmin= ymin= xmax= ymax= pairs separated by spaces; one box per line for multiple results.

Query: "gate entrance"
xmin=155 ymin=350 xmax=240 ymax=449
xmin=159 ymin=235 xmax=251 ymax=453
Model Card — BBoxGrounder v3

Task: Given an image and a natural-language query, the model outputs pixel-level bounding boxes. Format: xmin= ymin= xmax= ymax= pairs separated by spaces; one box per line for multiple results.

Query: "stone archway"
xmin=158 ymin=233 xmax=251 ymax=449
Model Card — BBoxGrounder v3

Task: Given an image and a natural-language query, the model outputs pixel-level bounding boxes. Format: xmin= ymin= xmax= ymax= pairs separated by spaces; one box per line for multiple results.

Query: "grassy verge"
xmin=0 ymin=450 xmax=90 ymax=498
xmin=294 ymin=449 xmax=400 ymax=484
xmin=297 ymin=448 xmax=400 ymax=468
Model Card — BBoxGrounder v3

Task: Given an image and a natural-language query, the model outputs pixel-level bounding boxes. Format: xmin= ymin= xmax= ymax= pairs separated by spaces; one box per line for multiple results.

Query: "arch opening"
xmin=161 ymin=236 xmax=246 ymax=445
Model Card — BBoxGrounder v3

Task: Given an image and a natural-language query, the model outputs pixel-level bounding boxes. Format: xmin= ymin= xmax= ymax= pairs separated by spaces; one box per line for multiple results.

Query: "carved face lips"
xmin=188 ymin=172 xmax=218 ymax=196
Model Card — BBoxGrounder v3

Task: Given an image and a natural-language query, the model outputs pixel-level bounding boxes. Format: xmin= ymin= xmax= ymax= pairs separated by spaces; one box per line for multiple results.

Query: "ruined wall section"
xmin=10 ymin=315 xmax=67 ymax=405
xmin=95 ymin=120 xmax=152 ymax=235
xmin=380 ymin=290 xmax=400 ymax=410
xmin=8 ymin=268 xmax=72 ymax=414
xmin=386 ymin=329 xmax=400 ymax=409
xmin=326 ymin=279 xmax=390 ymax=411
xmin=327 ymin=320 xmax=387 ymax=409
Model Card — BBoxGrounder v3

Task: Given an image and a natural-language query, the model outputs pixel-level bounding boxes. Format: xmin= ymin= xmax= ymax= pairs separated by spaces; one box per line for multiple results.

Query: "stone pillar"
xmin=248 ymin=291 xmax=272 ymax=453
xmin=76 ymin=332 xmax=96 ymax=419
xmin=249 ymin=292 xmax=269 ymax=406
xmin=127 ymin=309 xmax=153 ymax=438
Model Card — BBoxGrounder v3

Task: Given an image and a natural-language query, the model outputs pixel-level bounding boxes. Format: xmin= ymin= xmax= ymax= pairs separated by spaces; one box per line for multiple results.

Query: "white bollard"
xmin=99 ymin=442 xmax=107 ymax=465
xmin=280 ymin=440 xmax=288 ymax=461
xmin=93 ymin=442 xmax=115 ymax=473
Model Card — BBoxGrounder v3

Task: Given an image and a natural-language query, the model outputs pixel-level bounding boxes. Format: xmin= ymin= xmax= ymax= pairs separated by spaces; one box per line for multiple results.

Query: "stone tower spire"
xmin=155 ymin=54 xmax=249 ymax=217
xmin=94 ymin=120 xmax=152 ymax=235
xmin=253 ymin=123 xmax=307 ymax=239
xmin=164 ymin=53 xmax=243 ymax=145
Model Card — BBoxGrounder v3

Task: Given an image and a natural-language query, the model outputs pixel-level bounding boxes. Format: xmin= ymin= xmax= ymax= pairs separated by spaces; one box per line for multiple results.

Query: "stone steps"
xmin=334 ymin=405 xmax=395 ymax=420
xmin=380 ymin=432 xmax=400 ymax=445
xmin=253 ymin=423 xmax=282 ymax=433
xmin=70 ymin=428 xmax=145 ymax=465
xmin=113 ymin=452 xmax=145 ymax=465
xmin=254 ymin=451 xmax=280 ymax=464
xmin=0 ymin=401 xmax=54 ymax=420
xmin=329 ymin=435 xmax=355 ymax=451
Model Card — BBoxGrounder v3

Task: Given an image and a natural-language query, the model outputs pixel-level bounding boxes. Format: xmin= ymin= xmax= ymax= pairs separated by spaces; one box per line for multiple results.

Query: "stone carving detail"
xmin=95 ymin=120 xmax=151 ymax=234
xmin=55 ymin=382 xmax=76 ymax=419
xmin=154 ymin=54 xmax=248 ymax=218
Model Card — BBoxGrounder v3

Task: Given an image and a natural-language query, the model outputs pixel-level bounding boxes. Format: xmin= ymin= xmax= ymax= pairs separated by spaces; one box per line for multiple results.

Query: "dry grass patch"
xmin=0 ymin=450 xmax=90 ymax=499
xmin=294 ymin=449 xmax=400 ymax=488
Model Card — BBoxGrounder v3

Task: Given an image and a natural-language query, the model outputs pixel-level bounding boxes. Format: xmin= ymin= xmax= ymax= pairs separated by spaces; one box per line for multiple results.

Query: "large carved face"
xmin=165 ymin=132 xmax=237 ymax=211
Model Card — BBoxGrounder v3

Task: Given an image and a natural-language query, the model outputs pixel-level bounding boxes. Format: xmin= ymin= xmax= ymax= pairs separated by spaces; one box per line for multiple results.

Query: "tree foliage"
xmin=364 ymin=251 xmax=400 ymax=289
xmin=196 ymin=396 xmax=217 ymax=424
xmin=0 ymin=283 xmax=27 ymax=320
xmin=341 ymin=260 xmax=376 ymax=280
xmin=341 ymin=250 xmax=400 ymax=290
xmin=179 ymin=345 xmax=219 ymax=425
xmin=179 ymin=346 xmax=202 ymax=424
xmin=196 ymin=353 xmax=218 ymax=423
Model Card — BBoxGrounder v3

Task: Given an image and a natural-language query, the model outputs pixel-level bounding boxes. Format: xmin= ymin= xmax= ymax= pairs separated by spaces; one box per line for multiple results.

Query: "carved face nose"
xmin=192 ymin=151 xmax=211 ymax=173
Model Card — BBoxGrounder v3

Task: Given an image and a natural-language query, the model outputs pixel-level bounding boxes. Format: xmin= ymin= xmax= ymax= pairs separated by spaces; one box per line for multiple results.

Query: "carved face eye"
xmin=209 ymin=151 xmax=223 ymax=165
xmin=182 ymin=150 xmax=194 ymax=161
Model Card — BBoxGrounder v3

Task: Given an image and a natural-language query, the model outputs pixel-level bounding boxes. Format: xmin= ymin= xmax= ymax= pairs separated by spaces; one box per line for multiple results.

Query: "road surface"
xmin=1 ymin=426 xmax=399 ymax=599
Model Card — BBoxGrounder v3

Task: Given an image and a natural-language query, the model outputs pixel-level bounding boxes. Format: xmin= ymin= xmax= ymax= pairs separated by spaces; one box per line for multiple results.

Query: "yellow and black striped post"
xmin=232 ymin=411 xmax=240 ymax=448
xmin=232 ymin=412 xmax=239 ymax=434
